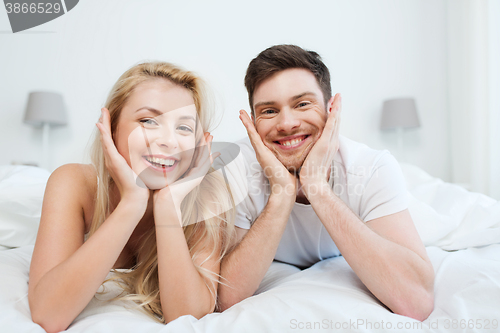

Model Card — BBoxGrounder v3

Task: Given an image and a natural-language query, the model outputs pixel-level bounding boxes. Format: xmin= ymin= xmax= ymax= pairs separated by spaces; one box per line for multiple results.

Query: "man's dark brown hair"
xmin=244 ymin=44 xmax=332 ymax=116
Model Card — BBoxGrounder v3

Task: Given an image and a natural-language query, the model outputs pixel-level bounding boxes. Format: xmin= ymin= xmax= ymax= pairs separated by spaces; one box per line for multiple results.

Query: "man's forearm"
xmin=306 ymin=182 xmax=434 ymax=321
xmin=218 ymin=195 xmax=294 ymax=311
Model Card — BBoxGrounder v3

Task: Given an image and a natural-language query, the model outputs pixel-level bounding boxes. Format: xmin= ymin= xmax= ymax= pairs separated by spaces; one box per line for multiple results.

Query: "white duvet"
xmin=0 ymin=164 xmax=499 ymax=332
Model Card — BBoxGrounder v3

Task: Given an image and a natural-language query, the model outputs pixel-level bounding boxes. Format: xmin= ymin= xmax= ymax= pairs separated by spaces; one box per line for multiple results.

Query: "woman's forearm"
xmin=154 ymin=206 xmax=217 ymax=323
xmin=29 ymin=200 xmax=144 ymax=333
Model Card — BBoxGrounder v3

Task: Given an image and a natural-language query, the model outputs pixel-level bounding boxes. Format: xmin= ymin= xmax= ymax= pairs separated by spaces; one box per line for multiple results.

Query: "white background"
xmin=0 ymin=0 xmax=498 ymax=197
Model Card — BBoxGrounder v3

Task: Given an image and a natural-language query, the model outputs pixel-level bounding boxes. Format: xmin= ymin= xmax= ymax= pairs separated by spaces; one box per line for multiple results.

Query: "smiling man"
xmin=217 ymin=45 xmax=435 ymax=321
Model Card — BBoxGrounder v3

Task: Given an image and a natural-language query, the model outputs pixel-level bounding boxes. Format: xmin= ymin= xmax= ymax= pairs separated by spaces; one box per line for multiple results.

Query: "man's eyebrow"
xmin=289 ymin=91 xmax=317 ymax=102
xmin=254 ymin=101 xmax=275 ymax=110
xmin=254 ymin=92 xmax=318 ymax=111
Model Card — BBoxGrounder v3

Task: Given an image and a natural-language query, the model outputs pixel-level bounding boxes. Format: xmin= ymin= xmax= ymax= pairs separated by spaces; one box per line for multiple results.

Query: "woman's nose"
xmin=275 ymin=109 xmax=300 ymax=132
xmin=155 ymin=128 xmax=178 ymax=150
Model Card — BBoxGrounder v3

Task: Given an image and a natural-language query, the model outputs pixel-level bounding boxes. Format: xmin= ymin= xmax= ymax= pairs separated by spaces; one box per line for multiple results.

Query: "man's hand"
xmin=239 ymin=110 xmax=297 ymax=199
xmin=299 ymin=93 xmax=341 ymax=198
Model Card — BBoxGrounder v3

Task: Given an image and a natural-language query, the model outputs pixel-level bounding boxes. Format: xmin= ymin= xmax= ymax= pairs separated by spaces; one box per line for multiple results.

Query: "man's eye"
xmin=297 ymin=102 xmax=310 ymax=108
xmin=139 ymin=118 xmax=158 ymax=126
xmin=177 ymin=125 xmax=193 ymax=133
xmin=261 ymin=109 xmax=276 ymax=114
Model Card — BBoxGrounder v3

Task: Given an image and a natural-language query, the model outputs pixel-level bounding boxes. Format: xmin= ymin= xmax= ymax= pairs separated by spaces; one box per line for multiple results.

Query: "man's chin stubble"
xmin=272 ymin=150 xmax=303 ymax=176
xmin=281 ymin=141 xmax=315 ymax=177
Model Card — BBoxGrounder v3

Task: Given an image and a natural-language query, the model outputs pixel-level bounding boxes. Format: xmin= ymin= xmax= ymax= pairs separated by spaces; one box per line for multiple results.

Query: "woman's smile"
xmin=142 ymin=154 xmax=180 ymax=173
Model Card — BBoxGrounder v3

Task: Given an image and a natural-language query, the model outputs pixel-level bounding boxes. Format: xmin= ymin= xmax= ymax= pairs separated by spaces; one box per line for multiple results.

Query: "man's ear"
xmin=327 ymin=96 xmax=335 ymax=113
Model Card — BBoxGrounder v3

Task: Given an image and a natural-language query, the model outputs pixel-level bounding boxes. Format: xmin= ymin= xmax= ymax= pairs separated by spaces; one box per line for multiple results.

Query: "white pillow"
xmin=400 ymin=163 xmax=500 ymax=249
xmin=0 ymin=165 xmax=50 ymax=248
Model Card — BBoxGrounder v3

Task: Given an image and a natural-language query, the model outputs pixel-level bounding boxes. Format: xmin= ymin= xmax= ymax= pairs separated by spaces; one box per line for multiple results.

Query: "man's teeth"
xmin=280 ymin=137 xmax=304 ymax=146
xmin=146 ymin=157 xmax=175 ymax=167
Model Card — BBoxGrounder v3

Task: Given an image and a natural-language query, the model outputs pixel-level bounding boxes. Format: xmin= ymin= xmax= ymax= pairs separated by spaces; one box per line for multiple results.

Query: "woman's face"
xmin=114 ymin=78 xmax=200 ymax=190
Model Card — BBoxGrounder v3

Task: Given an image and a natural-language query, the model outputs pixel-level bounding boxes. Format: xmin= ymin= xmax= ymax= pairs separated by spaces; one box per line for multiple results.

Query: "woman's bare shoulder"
xmin=48 ymin=164 xmax=98 ymax=233
xmin=50 ymin=163 xmax=96 ymax=186
xmin=48 ymin=164 xmax=97 ymax=202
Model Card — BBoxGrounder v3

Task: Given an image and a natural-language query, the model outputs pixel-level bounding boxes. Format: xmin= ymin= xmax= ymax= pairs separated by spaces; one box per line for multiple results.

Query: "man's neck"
xmin=294 ymin=165 xmax=332 ymax=205
xmin=295 ymin=180 xmax=310 ymax=204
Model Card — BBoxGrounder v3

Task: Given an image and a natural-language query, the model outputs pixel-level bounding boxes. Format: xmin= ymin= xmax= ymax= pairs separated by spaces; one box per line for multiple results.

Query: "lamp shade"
xmin=380 ymin=98 xmax=420 ymax=130
xmin=24 ymin=91 xmax=67 ymax=127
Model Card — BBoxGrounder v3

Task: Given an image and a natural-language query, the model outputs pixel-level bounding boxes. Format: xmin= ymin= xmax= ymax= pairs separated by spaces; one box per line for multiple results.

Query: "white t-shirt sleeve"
xmin=234 ymin=197 xmax=256 ymax=230
xmin=359 ymin=152 xmax=409 ymax=222
xmin=212 ymin=147 xmax=253 ymax=230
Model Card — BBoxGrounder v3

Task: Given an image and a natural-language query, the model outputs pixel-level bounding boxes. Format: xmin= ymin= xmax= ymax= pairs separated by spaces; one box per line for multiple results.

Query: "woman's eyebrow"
xmin=135 ymin=108 xmax=196 ymax=122
xmin=179 ymin=115 xmax=196 ymax=122
xmin=135 ymin=107 xmax=162 ymax=115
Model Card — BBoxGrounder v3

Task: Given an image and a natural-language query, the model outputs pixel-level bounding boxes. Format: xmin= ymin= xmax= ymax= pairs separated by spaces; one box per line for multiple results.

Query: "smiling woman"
xmin=114 ymin=80 xmax=199 ymax=190
xmin=27 ymin=62 xmax=236 ymax=332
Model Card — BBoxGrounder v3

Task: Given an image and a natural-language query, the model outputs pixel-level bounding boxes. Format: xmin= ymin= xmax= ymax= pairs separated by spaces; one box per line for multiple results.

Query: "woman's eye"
xmin=139 ymin=118 xmax=158 ymax=126
xmin=177 ymin=125 xmax=193 ymax=133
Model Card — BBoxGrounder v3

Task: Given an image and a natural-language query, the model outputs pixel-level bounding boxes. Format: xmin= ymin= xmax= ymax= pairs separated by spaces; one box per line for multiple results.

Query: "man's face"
xmin=252 ymin=68 xmax=329 ymax=174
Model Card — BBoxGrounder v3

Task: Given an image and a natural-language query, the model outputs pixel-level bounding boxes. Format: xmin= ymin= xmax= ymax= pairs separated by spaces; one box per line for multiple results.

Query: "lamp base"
xmin=397 ymin=127 xmax=406 ymax=163
xmin=42 ymin=122 xmax=50 ymax=170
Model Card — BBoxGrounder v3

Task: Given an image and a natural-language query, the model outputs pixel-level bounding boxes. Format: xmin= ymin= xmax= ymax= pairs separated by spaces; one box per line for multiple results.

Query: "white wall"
xmin=0 ymin=0 xmax=451 ymax=181
xmin=488 ymin=0 xmax=500 ymax=200
xmin=447 ymin=0 xmax=500 ymax=199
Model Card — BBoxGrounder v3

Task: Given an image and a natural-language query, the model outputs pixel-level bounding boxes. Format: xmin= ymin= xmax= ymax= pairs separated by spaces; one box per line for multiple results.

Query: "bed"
xmin=0 ymin=164 xmax=499 ymax=332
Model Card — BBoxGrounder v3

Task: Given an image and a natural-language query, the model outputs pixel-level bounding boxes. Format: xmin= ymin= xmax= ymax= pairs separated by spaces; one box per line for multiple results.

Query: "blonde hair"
xmin=88 ymin=62 xmax=235 ymax=322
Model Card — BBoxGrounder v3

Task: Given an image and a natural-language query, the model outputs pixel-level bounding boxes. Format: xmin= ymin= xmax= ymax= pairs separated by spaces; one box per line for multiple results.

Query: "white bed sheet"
xmin=0 ymin=165 xmax=49 ymax=249
xmin=0 ymin=244 xmax=499 ymax=332
xmin=0 ymin=164 xmax=499 ymax=332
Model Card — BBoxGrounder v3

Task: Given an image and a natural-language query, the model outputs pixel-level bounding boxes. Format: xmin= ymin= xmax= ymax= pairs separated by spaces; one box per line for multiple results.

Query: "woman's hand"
xmin=96 ymin=108 xmax=150 ymax=207
xmin=153 ymin=132 xmax=219 ymax=224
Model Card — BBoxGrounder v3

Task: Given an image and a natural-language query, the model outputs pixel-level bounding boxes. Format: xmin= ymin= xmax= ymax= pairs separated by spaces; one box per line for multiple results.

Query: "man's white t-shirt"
xmin=216 ymin=135 xmax=408 ymax=268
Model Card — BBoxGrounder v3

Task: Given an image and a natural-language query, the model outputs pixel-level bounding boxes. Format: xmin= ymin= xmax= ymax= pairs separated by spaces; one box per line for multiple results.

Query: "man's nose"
xmin=275 ymin=109 xmax=300 ymax=132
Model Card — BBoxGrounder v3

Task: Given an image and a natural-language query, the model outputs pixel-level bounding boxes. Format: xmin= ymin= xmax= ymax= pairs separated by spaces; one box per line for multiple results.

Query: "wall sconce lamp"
xmin=23 ymin=91 xmax=67 ymax=170
xmin=380 ymin=97 xmax=421 ymax=159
